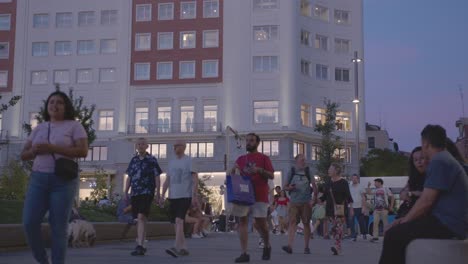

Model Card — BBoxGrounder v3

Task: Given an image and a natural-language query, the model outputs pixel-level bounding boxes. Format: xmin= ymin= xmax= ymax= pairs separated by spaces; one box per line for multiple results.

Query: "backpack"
xmin=287 ymin=166 xmax=313 ymax=194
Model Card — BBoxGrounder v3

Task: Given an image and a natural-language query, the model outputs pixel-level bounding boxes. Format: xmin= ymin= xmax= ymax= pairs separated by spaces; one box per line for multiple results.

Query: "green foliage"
xmin=0 ymin=95 xmax=21 ymax=114
xmin=314 ymin=99 xmax=343 ymax=181
xmin=89 ymin=168 xmax=111 ymax=201
xmin=0 ymin=161 xmax=29 ymax=200
xmin=360 ymin=148 xmax=409 ymax=176
xmin=0 ymin=200 xmax=24 ymax=224
xmin=22 ymin=84 xmax=96 ymax=145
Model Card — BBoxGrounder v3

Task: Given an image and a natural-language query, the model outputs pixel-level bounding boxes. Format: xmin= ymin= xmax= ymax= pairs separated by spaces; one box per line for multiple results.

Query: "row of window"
xmin=301 ymin=61 xmax=351 ymax=82
xmin=31 ymin=39 xmax=117 ymax=57
xmin=295 ymin=141 xmax=351 ymax=163
xmin=0 ymin=14 xmax=11 ymax=30
xmin=303 ymin=106 xmax=352 ymax=131
xmin=30 ymin=68 xmax=116 ymax=85
xmin=0 ymin=42 xmax=9 ymax=59
xmin=135 ymin=30 xmax=219 ymax=51
xmin=135 ymin=1 xmax=219 ymax=22
xmin=0 ymin=71 xmax=7 ymax=87
xmin=301 ymin=30 xmax=351 ymax=54
xmin=133 ymin=60 xmax=218 ymax=81
xmin=32 ymin=10 xmax=118 ymax=29
xmin=301 ymin=0 xmax=350 ymax=25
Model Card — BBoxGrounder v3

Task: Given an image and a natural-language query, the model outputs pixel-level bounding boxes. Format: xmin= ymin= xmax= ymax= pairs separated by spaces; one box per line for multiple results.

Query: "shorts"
xmin=169 ymin=198 xmax=192 ymax=223
xmin=131 ymin=194 xmax=154 ymax=219
xmin=289 ymin=202 xmax=312 ymax=224
xmin=230 ymin=202 xmax=269 ymax=218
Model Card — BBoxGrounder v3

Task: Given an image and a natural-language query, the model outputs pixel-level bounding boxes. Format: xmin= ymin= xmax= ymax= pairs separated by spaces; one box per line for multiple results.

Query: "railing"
xmin=127 ymin=122 xmax=222 ymax=135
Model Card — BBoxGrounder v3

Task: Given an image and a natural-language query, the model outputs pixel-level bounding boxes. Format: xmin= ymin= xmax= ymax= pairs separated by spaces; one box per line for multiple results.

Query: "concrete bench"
xmin=406 ymin=239 xmax=468 ymax=264
xmin=0 ymin=222 xmax=174 ymax=251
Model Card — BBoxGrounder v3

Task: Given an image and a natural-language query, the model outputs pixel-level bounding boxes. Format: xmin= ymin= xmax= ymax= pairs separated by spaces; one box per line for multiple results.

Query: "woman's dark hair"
xmin=446 ymin=138 xmax=465 ymax=164
xmin=408 ymin=146 xmax=425 ymax=191
xmin=43 ymin=91 xmax=75 ymax=121
xmin=280 ymin=190 xmax=287 ymax=197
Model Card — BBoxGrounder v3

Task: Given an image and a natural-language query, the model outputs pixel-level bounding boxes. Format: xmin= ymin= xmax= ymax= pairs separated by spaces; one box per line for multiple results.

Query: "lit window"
xmin=54 ymin=70 xmax=70 ymax=84
xmin=293 ymin=141 xmax=306 ymax=158
xmin=313 ymin=5 xmax=329 ymax=21
xmin=315 ymin=34 xmax=328 ymax=51
xmin=311 ymin=145 xmax=321 ymax=160
xmin=98 ymin=110 xmax=114 ymax=131
xmin=253 ymin=56 xmax=278 ymax=73
xmin=202 ymin=60 xmax=218 ymax=78
xmin=336 ymin=111 xmax=351 ymax=131
xmin=0 ymin=14 xmax=11 ymax=30
xmin=260 ymin=140 xmax=279 ymax=157
xmin=0 ymin=42 xmax=9 ymax=58
xmin=33 ymin=14 xmax=49 ymax=28
xmin=148 ymin=143 xmax=167 ymax=159
xmin=157 ymin=62 xmax=173 ymax=80
xmin=181 ymin=2 xmax=196 ymax=19
xmin=254 ymin=101 xmax=279 ymax=124
xmin=179 ymin=61 xmax=195 ymax=79
xmin=253 ymin=0 xmax=278 ymax=10
xmin=203 ymin=104 xmax=217 ymax=132
xmin=301 ymin=104 xmax=312 ymax=127
xmin=186 ymin=142 xmax=214 ymax=158
xmin=100 ymin=39 xmax=117 ymax=54
xmin=253 ymin=25 xmax=278 ymax=41
xmin=83 ymin=146 xmax=108 ymax=161
xmin=315 ymin=108 xmax=326 ymax=126
xmin=158 ymin=32 xmax=173 ymax=50
xmin=315 ymin=64 xmax=328 ymax=80
xmin=77 ymin=69 xmax=93 ymax=83
xmin=335 ymin=68 xmax=350 ymax=82
xmin=203 ymin=0 xmax=219 ymax=18
xmin=158 ymin=3 xmax=174 ymax=20
xmin=136 ymin=4 xmax=152 ymax=22
xmin=56 ymin=12 xmax=72 ymax=28
xmin=300 ymin=0 xmax=311 ymax=17
xmin=77 ymin=40 xmax=96 ymax=55
xmin=157 ymin=106 xmax=171 ymax=133
xmin=101 ymin=10 xmax=118 ymax=25
xmin=0 ymin=71 xmax=7 ymax=87
xmin=203 ymin=30 xmax=219 ymax=48
xmin=55 ymin=41 xmax=72 ymax=56
xmin=334 ymin=148 xmax=351 ymax=163
xmin=180 ymin=31 xmax=196 ymax=49
xmin=78 ymin=11 xmax=95 ymax=27
xmin=334 ymin=9 xmax=350 ymax=25
xmin=135 ymin=33 xmax=151 ymax=51
xmin=135 ymin=106 xmax=149 ymax=134
xmin=181 ymin=105 xmax=195 ymax=132
xmin=31 ymin=71 xmax=48 ymax=85
xmin=32 ymin=42 xmax=49 ymax=57
xmin=135 ymin=63 xmax=150 ymax=80
xmin=99 ymin=68 xmax=116 ymax=83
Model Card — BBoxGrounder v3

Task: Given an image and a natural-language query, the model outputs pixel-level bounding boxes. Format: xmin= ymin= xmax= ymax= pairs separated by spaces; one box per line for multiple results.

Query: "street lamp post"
xmin=352 ymin=51 xmax=362 ymax=174
xmin=343 ymin=117 xmax=349 ymax=176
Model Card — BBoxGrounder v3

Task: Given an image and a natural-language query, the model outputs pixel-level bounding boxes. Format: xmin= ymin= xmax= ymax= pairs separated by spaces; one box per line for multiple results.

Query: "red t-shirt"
xmin=235 ymin=152 xmax=274 ymax=203
xmin=276 ymin=197 xmax=289 ymax=206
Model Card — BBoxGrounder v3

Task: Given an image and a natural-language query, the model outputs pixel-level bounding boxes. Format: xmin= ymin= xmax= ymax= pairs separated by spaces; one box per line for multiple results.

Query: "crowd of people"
xmin=19 ymin=90 xmax=467 ymax=263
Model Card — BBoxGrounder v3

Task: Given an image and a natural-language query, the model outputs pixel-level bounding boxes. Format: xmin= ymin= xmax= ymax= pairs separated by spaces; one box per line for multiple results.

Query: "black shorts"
xmin=169 ymin=198 xmax=192 ymax=223
xmin=131 ymin=194 xmax=154 ymax=219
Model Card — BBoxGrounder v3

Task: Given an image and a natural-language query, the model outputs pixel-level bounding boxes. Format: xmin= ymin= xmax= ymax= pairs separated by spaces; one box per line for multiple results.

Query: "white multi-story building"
xmin=0 ymin=0 xmax=365 ymax=203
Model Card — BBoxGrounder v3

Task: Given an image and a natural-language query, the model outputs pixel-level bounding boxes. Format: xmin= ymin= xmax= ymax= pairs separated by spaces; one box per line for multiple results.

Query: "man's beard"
xmin=246 ymin=144 xmax=257 ymax=152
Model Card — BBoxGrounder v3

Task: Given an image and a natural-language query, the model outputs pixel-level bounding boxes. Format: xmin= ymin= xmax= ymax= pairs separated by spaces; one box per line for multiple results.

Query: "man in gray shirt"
xmin=161 ymin=139 xmax=198 ymax=258
xmin=379 ymin=125 xmax=468 ymax=264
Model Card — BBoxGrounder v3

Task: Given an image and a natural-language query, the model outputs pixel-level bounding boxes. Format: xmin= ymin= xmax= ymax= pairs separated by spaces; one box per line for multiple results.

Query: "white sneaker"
xmin=258 ymin=238 xmax=265 ymax=248
xmin=192 ymin=233 xmax=203 ymax=239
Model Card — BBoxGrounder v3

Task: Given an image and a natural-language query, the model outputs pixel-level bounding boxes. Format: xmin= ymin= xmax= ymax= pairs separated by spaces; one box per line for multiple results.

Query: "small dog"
xmin=68 ymin=219 xmax=96 ymax=248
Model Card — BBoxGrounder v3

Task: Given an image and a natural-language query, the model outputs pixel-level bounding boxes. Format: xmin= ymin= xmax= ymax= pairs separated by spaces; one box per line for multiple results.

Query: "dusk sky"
xmin=363 ymin=0 xmax=468 ymax=151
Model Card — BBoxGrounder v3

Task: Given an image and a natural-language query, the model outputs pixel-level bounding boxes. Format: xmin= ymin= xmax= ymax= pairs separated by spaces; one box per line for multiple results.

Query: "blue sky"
xmin=363 ymin=0 xmax=468 ymax=151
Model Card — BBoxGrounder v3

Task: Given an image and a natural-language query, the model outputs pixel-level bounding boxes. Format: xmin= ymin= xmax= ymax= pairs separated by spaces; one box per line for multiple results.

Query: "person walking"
xmin=230 ymin=133 xmax=274 ymax=263
xmin=124 ymin=137 xmax=163 ymax=256
xmin=281 ymin=154 xmax=316 ymax=255
xmin=348 ymin=174 xmax=368 ymax=241
xmin=161 ymin=140 xmax=199 ymax=258
xmin=21 ymin=91 xmax=89 ymax=264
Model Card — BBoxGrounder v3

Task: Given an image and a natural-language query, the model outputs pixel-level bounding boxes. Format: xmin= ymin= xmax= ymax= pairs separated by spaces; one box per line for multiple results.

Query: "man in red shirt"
xmin=230 ymin=133 xmax=274 ymax=263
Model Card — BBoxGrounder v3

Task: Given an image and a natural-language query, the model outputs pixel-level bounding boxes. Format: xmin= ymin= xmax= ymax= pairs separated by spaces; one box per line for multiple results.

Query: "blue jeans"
xmin=348 ymin=208 xmax=368 ymax=238
xmin=23 ymin=171 xmax=77 ymax=264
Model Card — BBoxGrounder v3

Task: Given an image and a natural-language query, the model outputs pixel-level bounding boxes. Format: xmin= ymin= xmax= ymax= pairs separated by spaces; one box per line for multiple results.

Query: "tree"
xmin=360 ymin=149 xmax=409 ymax=176
xmin=0 ymin=95 xmax=21 ymax=114
xmin=314 ymin=99 xmax=343 ymax=181
xmin=22 ymin=84 xmax=96 ymax=145
xmin=89 ymin=168 xmax=111 ymax=201
xmin=0 ymin=160 xmax=29 ymax=200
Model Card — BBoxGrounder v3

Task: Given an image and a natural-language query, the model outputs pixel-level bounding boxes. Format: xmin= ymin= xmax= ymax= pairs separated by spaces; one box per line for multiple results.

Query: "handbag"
xmin=48 ymin=123 xmax=79 ymax=181
xmin=226 ymin=173 xmax=255 ymax=206
xmin=330 ymin=187 xmax=345 ymax=217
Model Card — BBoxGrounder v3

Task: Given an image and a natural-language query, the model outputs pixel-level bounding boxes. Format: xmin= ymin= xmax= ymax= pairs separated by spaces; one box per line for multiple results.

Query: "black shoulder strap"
xmin=305 ymin=166 xmax=311 ymax=183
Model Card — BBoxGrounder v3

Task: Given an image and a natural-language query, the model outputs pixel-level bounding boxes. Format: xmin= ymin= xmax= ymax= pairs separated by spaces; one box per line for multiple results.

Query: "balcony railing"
xmin=127 ymin=122 xmax=222 ymax=135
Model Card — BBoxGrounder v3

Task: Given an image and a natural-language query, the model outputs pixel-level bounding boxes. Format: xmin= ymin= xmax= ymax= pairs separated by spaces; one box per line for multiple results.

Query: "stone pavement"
xmin=0 ymin=232 xmax=382 ymax=264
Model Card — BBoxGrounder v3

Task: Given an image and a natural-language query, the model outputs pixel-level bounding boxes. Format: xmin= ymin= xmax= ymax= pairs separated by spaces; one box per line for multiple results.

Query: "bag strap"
xmin=287 ymin=167 xmax=295 ymax=185
xmin=329 ymin=185 xmax=338 ymax=206
xmin=48 ymin=123 xmax=57 ymax=161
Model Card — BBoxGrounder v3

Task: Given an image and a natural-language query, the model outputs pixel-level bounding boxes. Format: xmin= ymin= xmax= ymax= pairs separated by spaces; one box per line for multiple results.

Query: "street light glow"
xmin=352 ymin=99 xmax=360 ymax=104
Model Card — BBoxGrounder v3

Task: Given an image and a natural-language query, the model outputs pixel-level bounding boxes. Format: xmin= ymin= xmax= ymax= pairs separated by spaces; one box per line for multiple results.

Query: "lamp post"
xmin=343 ymin=117 xmax=349 ymax=176
xmin=351 ymin=51 xmax=362 ymax=173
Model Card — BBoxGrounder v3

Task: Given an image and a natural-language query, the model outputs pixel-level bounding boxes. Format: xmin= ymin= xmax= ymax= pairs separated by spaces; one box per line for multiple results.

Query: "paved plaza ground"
xmin=0 ymin=232 xmax=382 ymax=264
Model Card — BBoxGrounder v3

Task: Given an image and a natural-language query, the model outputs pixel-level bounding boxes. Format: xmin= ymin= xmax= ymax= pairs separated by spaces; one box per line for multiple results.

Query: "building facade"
xmin=0 ymin=0 xmax=366 ymax=203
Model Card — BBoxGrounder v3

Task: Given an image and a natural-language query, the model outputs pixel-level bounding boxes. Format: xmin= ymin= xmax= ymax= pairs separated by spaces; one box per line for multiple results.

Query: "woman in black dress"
xmin=323 ymin=163 xmax=353 ymax=255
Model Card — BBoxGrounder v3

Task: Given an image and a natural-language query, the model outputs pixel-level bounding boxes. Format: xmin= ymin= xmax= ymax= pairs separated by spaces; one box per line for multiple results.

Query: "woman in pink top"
xmin=21 ymin=91 xmax=88 ymax=264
